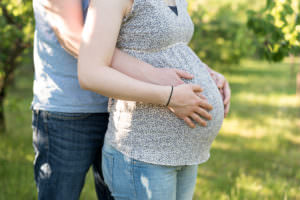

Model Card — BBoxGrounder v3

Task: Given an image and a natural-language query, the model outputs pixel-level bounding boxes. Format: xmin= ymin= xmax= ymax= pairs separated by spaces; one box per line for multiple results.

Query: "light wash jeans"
xmin=102 ymin=143 xmax=198 ymax=200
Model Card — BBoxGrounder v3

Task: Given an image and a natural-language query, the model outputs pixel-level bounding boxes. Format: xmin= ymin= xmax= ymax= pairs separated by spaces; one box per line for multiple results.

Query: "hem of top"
xmin=105 ymin=141 xmax=211 ymax=166
xmin=31 ymin=105 xmax=108 ymax=113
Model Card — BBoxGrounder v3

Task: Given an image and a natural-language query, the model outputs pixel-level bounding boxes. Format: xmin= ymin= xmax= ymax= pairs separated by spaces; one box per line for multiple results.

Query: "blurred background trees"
xmin=0 ymin=0 xmax=34 ymax=132
xmin=188 ymin=0 xmax=299 ymax=93
xmin=0 ymin=0 xmax=299 ymax=199
xmin=0 ymin=0 xmax=299 ymax=133
xmin=247 ymin=0 xmax=300 ymax=95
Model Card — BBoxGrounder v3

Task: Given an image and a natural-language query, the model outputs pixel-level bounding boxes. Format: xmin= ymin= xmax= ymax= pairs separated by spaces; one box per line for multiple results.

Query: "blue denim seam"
xmin=110 ymin=153 xmax=115 ymax=194
xmin=102 ymin=150 xmax=114 ymax=193
xmin=131 ymin=158 xmax=138 ymax=199
xmin=43 ymin=111 xmax=50 ymax=192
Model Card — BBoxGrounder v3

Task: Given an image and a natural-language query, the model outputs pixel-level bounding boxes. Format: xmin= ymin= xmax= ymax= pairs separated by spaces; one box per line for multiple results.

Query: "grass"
xmin=193 ymin=59 xmax=300 ymax=200
xmin=0 ymin=58 xmax=299 ymax=200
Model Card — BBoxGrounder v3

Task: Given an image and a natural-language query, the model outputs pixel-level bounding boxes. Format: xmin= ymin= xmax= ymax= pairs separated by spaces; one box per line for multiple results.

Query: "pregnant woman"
xmin=78 ymin=0 xmax=225 ymax=199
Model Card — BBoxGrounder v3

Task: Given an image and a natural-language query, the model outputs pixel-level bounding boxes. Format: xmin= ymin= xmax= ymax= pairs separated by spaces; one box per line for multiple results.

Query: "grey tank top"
xmin=105 ymin=0 xmax=224 ymax=166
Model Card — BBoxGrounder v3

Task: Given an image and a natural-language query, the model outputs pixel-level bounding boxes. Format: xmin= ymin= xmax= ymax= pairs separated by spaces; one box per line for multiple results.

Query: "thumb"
xmin=174 ymin=69 xmax=194 ymax=79
xmin=190 ymin=84 xmax=203 ymax=93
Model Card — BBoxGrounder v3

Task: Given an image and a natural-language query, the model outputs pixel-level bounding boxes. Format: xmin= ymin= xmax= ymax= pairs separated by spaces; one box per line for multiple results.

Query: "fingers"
xmin=194 ymin=107 xmax=212 ymax=120
xmin=195 ymin=93 xmax=213 ymax=115
xmin=224 ymin=101 xmax=230 ymax=118
xmin=215 ymin=75 xmax=225 ymax=89
xmin=190 ymin=113 xmax=207 ymax=126
xmin=223 ymin=82 xmax=231 ymax=105
xmin=184 ymin=117 xmax=196 ymax=128
xmin=174 ymin=78 xmax=185 ymax=86
xmin=197 ymin=99 xmax=213 ymax=111
xmin=190 ymin=84 xmax=203 ymax=93
xmin=196 ymin=93 xmax=207 ymax=100
xmin=174 ymin=69 xmax=194 ymax=79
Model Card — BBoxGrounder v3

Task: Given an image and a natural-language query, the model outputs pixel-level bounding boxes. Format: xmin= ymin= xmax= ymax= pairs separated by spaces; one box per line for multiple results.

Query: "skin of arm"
xmin=42 ymin=0 xmax=194 ymax=86
xmin=77 ymin=0 xmax=216 ymax=128
xmin=42 ymin=0 xmax=214 ymax=127
xmin=43 ymin=0 xmax=230 ymax=118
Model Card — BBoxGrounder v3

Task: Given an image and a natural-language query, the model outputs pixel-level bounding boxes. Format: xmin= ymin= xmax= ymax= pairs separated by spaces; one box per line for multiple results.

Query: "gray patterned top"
xmin=105 ymin=0 xmax=224 ymax=166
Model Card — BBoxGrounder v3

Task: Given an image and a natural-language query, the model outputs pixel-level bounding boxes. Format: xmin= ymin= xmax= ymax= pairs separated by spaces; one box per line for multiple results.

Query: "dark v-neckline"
xmin=168 ymin=6 xmax=178 ymax=16
xmin=160 ymin=0 xmax=180 ymax=17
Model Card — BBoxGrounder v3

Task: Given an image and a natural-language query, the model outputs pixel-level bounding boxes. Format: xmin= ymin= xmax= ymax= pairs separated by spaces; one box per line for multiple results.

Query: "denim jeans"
xmin=102 ymin=143 xmax=198 ymax=200
xmin=32 ymin=110 xmax=114 ymax=200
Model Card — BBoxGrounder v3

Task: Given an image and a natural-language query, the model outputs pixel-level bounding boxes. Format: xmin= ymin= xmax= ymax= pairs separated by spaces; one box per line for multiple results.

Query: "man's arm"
xmin=204 ymin=65 xmax=231 ymax=117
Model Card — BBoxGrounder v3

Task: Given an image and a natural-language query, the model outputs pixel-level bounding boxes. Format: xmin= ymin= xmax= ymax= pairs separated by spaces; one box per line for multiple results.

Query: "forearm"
xmin=55 ymin=32 xmax=168 ymax=86
xmin=111 ymin=49 xmax=166 ymax=84
xmin=51 ymin=26 xmax=81 ymax=58
xmin=78 ymin=62 xmax=170 ymax=105
xmin=42 ymin=0 xmax=83 ymax=58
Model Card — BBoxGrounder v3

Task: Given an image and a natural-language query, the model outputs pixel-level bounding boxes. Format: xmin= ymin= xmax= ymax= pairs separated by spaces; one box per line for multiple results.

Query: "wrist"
xmin=165 ymin=86 xmax=174 ymax=106
xmin=158 ymin=85 xmax=172 ymax=106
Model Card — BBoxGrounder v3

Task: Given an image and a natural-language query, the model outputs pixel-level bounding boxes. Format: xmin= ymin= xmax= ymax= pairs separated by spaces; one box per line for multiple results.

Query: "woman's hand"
xmin=152 ymin=68 xmax=194 ymax=86
xmin=168 ymin=84 xmax=213 ymax=128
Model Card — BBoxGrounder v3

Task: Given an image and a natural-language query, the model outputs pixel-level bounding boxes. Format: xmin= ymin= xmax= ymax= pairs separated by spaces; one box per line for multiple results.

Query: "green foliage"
xmin=1 ymin=59 xmax=299 ymax=199
xmin=0 ymin=0 xmax=34 ymax=131
xmin=247 ymin=0 xmax=300 ymax=61
xmin=0 ymin=0 xmax=34 ymax=68
xmin=189 ymin=4 xmax=256 ymax=71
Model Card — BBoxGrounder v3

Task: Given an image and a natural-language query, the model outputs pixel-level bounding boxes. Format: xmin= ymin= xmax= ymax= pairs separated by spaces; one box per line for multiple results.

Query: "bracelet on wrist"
xmin=166 ymin=85 xmax=174 ymax=107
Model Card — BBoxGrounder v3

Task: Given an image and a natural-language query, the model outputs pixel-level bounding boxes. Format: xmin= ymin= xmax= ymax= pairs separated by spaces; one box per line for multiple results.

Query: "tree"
xmin=247 ymin=0 xmax=300 ymax=95
xmin=0 ymin=0 xmax=34 ymax=133
xmin=188 ymin=3 xmax=257 ymax=71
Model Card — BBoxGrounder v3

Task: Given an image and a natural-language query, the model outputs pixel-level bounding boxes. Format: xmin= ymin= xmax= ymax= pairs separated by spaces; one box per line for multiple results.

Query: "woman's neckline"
xmin=168 ymin=6 xmax=178 ymax=16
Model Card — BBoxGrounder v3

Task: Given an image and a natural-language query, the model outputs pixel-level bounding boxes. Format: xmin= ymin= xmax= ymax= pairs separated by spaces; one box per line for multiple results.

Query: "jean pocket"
xmin=102 ymin=150 xmax=114 ymax=192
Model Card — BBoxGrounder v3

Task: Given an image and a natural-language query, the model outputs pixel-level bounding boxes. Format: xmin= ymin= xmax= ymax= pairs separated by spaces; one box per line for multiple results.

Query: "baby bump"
xmin=111 ymin=44 xmax=224 ymax=139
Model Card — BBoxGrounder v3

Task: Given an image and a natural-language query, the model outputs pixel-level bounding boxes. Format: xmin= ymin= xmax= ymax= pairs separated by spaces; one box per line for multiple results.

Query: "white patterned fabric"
xmin=105 ymin=0 xmax=224 ymax=166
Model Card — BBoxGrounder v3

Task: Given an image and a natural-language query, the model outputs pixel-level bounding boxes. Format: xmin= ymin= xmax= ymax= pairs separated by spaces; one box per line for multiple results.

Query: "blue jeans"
xmin=32 ymin=110 xmax=114 ymax=200
xmin=102 ymin=143 xmax=198 ymax=200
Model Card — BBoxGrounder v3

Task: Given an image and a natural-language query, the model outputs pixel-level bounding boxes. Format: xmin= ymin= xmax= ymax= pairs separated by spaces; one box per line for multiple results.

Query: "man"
xmin=31 ymin=0 xmax=231 ymax=199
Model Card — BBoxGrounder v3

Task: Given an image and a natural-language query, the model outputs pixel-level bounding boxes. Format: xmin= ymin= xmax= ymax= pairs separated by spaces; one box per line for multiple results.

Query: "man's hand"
xmin=168 ymin=84 xmax=213 ymax=128
xmin=209 ymin=70 xmax=231 ymax=117
xmin=153 ymin=68 xmax=194 ymax=86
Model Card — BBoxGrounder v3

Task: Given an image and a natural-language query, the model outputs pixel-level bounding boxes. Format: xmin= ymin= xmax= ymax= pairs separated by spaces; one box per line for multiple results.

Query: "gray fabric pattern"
xmin=105 ymin=0 xmax=224 ymax=166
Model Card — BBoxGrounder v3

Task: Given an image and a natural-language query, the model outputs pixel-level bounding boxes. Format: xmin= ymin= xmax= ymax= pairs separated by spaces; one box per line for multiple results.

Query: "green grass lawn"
xmin=0 ymin=59 xmax=299 ymax=200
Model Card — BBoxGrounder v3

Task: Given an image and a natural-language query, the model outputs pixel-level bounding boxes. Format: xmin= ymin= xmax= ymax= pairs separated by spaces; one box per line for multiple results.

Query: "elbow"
xmin=78 ymin=75 xmax=89 ymax=91
xmin=77 ymin=61 xmax=91 ymax=91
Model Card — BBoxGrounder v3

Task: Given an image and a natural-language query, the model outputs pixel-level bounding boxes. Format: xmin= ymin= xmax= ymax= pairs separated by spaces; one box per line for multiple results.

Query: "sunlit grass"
xmin=1 ymin=57 xmax=299 ymax=200
xmin=193 ymin=59 xmax=300 ymax=200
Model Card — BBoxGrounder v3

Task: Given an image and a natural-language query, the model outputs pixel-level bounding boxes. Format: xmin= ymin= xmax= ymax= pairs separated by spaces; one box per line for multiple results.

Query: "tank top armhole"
xmin=123 ymin=0 xmax=139 ymax=22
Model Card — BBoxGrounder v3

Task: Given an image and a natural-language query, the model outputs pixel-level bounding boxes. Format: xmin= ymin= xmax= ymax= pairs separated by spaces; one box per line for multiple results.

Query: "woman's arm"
xmin=43 ymin=0 xmax=230 ymax=116
xmin=77 ymin=0 xmax=212 ymax=128
xmin=42 ymin=0 xmax=193 ymax=86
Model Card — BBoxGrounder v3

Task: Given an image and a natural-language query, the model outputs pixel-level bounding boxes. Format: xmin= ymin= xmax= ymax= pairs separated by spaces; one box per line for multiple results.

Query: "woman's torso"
xmin=105 ymin=0 xmax=224 ymax=166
